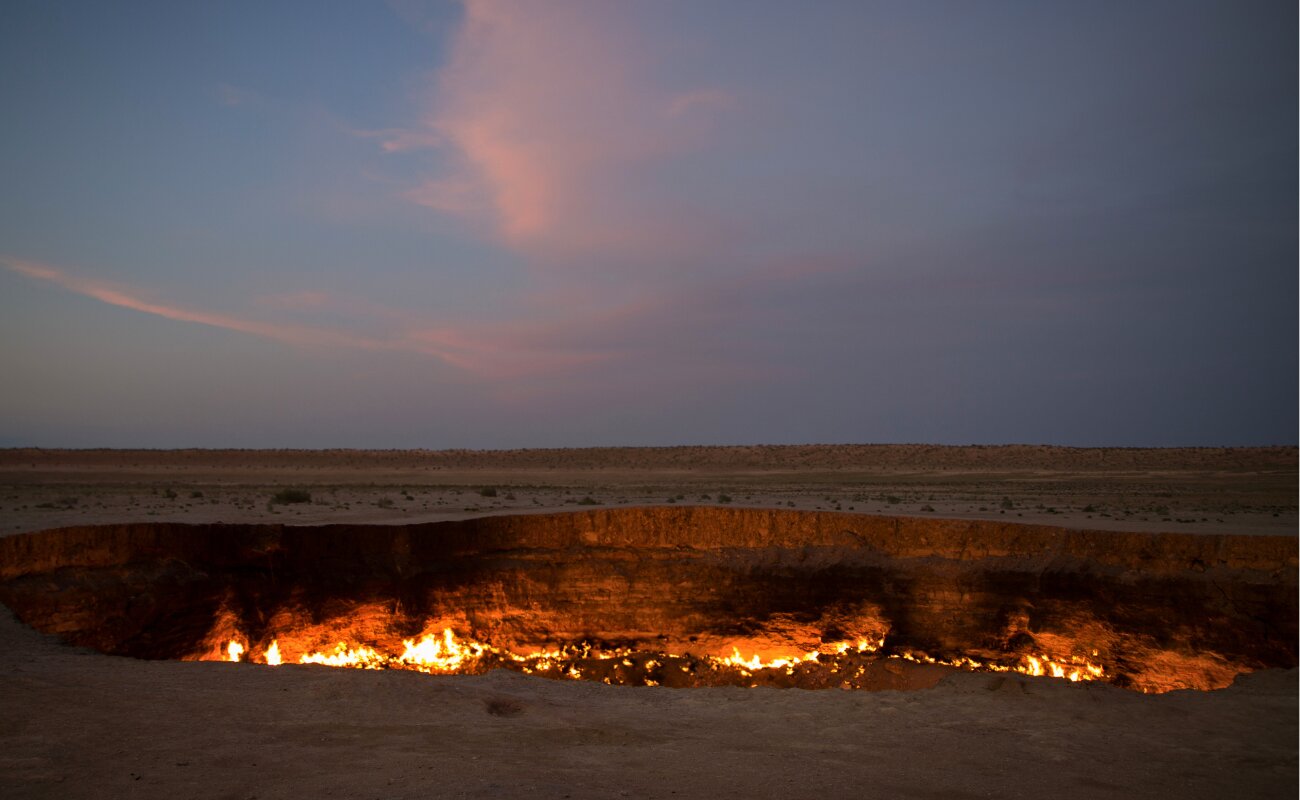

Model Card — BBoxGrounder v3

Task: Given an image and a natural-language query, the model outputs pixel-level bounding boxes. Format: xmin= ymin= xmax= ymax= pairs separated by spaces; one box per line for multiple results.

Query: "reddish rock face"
xmin=0 ymin=508 xmax=1294 ymax=692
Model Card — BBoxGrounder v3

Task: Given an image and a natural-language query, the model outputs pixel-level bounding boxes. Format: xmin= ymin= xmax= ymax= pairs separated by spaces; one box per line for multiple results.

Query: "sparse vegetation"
xmin=479 ymin=487 xmax=498 ymax=498
xmin=270 ymin=489 xmax=312 ymax=505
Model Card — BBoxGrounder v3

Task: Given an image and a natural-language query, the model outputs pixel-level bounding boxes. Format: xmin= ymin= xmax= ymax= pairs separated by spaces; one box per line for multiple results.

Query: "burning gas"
xmin=897 ymin=649 xmax=1105 ymax=683
xmin=210 ymin=628 xmax=1106 ymax=689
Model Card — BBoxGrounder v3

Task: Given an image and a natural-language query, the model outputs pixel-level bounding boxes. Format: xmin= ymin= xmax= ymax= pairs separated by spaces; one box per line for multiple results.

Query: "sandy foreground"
xmin=0 ymin=445 xmax=1296 ymax=798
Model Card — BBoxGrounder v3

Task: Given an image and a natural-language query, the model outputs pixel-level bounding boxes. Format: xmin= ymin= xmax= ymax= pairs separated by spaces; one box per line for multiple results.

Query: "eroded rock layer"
xmin=0 ymin=508 xmax=1294 ymax=692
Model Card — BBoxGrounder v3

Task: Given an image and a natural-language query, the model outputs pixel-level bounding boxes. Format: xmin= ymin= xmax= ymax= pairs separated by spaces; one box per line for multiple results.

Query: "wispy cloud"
xmin=384 ymin=0 xmax=739 ymax=255
xmin=3 ymin=257 xmax=392 ymax=351
xmin=4 ymin=5 xmax=873 ymax=409
xmin=0 ymin=256 xmax=620 ymax=381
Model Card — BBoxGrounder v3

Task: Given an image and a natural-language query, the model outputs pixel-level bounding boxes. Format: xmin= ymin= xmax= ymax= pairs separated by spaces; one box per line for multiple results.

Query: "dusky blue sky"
xmin=1 ymin=0 xmax=1294 ymax=448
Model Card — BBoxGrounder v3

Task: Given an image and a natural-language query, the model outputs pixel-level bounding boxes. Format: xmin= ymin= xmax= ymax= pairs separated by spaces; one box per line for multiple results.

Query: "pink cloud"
xmin=2 ymin=243 xmax=844 ymax=414
xmin=398 ymin=0 xmax=738 ymax=254
xmin=2 ymin=257 xmax=392 ymax=351
xmin=0 ymin=256 xmax=619 ymax=382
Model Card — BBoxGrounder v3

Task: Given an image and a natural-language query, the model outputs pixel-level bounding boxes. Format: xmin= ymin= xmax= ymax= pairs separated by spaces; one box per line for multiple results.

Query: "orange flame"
xmin=899 ymin=650 xmax=1105 ymax=683
xmin=214 ymin=629 xmax=1105 ymax=688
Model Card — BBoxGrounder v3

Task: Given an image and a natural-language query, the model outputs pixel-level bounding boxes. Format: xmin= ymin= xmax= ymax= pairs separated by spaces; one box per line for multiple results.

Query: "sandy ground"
xmin=1 ymin=445 xmax=1295 ymax=536
xmin=0 ymin=446 xmax=1295 ymax=798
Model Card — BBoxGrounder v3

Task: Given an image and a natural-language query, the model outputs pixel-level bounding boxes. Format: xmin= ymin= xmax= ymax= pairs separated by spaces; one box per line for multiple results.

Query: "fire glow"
xmin=211 ymin=627 xmax=1106 ymax=689
xmin=7 ymin=514 xmax=1286 ymax=695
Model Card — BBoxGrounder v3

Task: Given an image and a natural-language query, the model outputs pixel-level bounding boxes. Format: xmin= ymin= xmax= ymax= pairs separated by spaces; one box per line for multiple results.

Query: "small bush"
xmin=190 ymin=490 xmax=204 ymax=499
xmin=479 ymin=487 xmax=498 ymax=498
xmin=577 ymin=496 xmax=600 ymax=505
xmin=162 ymin=489 xmax=178 ymax=499
xmin=717 ymin=493 xmax=732 ymax=503
xmin=271 ymin=489 xmax=312 ymax=505
xmin=376 ymin=497 xmax=395 ymax=508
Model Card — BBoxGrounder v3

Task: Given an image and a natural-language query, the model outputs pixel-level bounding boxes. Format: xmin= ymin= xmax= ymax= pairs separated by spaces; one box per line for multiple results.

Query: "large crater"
xmin=0 ymin=508 xmax=1294 ymax=693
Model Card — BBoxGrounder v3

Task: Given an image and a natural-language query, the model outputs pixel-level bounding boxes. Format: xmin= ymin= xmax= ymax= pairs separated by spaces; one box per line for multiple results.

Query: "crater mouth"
xmin=0 ymin=508 xmax=1294 ymax=693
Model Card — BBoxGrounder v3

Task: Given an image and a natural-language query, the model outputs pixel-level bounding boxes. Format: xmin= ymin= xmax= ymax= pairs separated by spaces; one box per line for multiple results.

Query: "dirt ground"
xmin=1 ymin=445 xmax=1295 ymax=536
xmin=0 ymin=445 xmax=1295 ymax=799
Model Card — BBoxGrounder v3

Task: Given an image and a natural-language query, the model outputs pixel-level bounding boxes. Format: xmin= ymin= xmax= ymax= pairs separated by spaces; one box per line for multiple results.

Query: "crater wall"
xmin=1 ymin=508 xmax=1294 ymax=691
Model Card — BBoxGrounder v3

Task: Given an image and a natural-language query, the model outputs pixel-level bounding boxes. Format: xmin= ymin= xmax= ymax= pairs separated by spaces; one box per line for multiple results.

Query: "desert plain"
xmin=0 ymin=444 xmax=1296 ymax=799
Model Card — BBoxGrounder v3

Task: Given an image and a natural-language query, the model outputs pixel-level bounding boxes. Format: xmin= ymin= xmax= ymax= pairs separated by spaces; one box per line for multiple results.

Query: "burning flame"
xmin=1020 ymin=654 xmax=1104 ymax=682
xmin=213 ymin=628 xmax=1105 ymax=688
xmin=299 ymin=643 xmax=386 ymax=669
xmin=399 ymin=628 xmax=486 ymax=672
xmin=717 ymin=639 xmax=881 ymax=675
xmin=899 ymin=650 xmax=1105 ymax=683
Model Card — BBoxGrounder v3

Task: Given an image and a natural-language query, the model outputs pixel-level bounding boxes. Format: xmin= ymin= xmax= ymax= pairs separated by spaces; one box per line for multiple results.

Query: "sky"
xmin=0 ymin=0 xmax=1295 ymax=449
